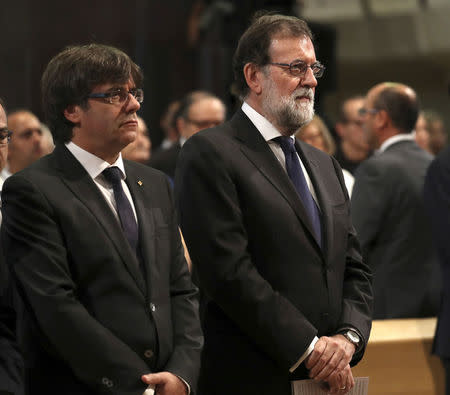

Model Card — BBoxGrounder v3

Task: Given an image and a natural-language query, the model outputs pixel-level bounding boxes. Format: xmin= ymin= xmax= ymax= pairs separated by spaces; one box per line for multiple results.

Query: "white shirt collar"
xmin=377 ymin=133 xmax=415 ymax=154
xmin=65 ymin=142 xmax=126 ymax=180
xmin=241 ymin=102 xmax=295 ymax=143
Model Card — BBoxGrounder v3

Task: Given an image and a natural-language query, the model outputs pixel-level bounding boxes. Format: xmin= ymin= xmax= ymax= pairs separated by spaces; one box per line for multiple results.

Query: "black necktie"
xmin=102 ymin=166 xmax=139 ymax=252
xmin=274 ymin=136 xmax=322 ymax=246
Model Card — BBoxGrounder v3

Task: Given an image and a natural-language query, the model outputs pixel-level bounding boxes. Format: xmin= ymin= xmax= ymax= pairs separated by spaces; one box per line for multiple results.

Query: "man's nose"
xmin=301 ymin=67 xmax=318 ymax=89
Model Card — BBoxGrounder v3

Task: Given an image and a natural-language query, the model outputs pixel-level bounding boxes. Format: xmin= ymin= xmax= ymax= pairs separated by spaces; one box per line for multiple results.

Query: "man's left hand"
xmin=141 ymin=372 xmax=188 ymax=395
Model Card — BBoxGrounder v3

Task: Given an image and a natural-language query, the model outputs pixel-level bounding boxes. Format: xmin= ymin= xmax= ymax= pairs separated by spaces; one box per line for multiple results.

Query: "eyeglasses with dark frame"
xmin=0 ymin=128 xmax=12 ymax=145
xmin=268 ymin=60 xmax=325 ymax=78
xmin=87 ymin=88 xmax=144 ymax=105
xmin=358 ymin=108 xmax=379 ymax=116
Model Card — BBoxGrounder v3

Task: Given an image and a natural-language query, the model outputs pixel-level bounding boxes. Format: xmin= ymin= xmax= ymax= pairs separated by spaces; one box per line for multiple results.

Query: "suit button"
xmin=144 ymin=349 xmax=154 ymax=359
xmin=150 ymin=303 xmax=156 ymax=312
xmin=102 ymin=377 xmax=113 ymax=387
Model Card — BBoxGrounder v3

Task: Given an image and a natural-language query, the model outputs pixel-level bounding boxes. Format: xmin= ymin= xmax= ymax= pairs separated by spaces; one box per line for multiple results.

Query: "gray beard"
xmin=261 ymin=82 xmax=315 ymax=135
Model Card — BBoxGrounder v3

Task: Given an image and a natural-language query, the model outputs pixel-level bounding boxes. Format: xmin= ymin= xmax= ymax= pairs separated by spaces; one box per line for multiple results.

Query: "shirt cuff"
xmin=289 ymin=336 xmax=319 ymax=373
xmin=176 ymin=375 xmax=190 ymax=395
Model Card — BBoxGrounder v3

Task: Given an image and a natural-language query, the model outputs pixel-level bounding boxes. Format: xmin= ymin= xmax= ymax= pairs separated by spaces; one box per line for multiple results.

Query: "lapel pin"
xmin=137 ymin=180 xmax=143 ymax=186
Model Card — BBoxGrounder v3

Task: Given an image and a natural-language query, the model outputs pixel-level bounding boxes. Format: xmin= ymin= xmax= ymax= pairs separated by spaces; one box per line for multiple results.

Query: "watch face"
xmin=347 ymin=331 xmax=359 ymax=343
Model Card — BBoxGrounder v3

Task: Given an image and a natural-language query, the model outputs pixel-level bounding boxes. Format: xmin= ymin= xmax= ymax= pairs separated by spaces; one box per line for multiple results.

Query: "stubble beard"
xmin=261 ymin=78 xmax=315 ymax=135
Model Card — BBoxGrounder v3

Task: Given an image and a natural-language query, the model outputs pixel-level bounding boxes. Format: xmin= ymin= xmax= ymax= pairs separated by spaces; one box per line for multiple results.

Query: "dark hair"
xmin=232 ymin=12 xmax=313 ymax=99
xmin=41 ymin=43 xmax=143 ymax=144
xmin=373 ymin=86 xmax=419 ymax=133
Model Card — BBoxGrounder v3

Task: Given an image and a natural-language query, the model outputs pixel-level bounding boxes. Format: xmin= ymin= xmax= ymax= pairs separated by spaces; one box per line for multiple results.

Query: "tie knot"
xmin=273 ymin=136 xmax=296 ymax=154
xmin=102 ymin=166 xmax=123 ymax=185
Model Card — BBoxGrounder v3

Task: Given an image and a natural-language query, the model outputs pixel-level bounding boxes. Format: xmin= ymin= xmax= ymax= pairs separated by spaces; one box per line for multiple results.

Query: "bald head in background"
xmin=362 ymin=82 xmax=419 ymax=149
xmin=7 ymin=110 xmax=45 ymax=174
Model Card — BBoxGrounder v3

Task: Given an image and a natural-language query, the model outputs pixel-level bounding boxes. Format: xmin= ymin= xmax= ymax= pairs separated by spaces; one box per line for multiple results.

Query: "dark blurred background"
xmin=1 ymin=0 xmax=449 ymax=148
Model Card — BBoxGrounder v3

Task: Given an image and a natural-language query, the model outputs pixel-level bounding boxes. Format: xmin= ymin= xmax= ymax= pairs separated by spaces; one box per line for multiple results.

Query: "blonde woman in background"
xmin=296 ymin=115 xmax=355 ymax=196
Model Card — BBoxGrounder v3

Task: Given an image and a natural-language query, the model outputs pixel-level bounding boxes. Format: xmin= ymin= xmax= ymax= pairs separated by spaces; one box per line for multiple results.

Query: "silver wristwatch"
xmin=342 ymin=330 xmax=360 ymax=349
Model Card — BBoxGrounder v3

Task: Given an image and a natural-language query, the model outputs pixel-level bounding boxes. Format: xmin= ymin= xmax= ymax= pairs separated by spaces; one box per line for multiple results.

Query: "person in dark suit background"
xmin=424 ymin=145 xmax=450 ymax=395
xmin=0 ymin=98 xmax=23 ymax=395
xmin=1 ymin=44 xmax=202 ymax=395
xmin=176 ymin=13 xmax=372 ymax=395
xmin=149 ymin=91 xmax=225 ymax=182
xmin=352 ymin=82 xmax=440 ymax=320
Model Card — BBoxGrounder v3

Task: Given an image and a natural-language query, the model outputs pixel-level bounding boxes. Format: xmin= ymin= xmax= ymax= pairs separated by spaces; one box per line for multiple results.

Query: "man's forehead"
xmin=269 ymin=34 xmax=315 ymax=59
xmin=92 ymin=78 xmax=136 ymax=91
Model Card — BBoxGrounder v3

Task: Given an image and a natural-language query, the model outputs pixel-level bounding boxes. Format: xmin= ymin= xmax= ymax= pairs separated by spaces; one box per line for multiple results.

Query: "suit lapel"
xmin=231 ymin=111 xmax=322 ymax=255
xmin=53 ymin=145 xmax=146 ymax=294
xmin=124 ymin=164 xmax=155 ymax=295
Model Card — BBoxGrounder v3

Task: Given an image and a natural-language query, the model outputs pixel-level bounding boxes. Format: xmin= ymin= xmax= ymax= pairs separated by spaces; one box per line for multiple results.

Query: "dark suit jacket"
xmin=148 ymin=143 xmax=181 ymax=182
xmin=1 ymin=144 xmax=202 ymax=395
xmin=424 ymin=146 xmax=450 ymax=358
xmin=175 ymin=110 xmax=373 ymax=395
xmin=352 ymin=139 xmax=440 ymax=319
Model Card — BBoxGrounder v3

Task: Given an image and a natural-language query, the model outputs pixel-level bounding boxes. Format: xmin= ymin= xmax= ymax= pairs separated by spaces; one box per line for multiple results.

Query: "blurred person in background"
xmin=149 ymin=91 xmax=226 ymax=182
xmin=122 ymin=116 xmax=151 ymax=164
xmin=40 ymin=123 xmax=55 ymax=156
xmin=296 ymin=115 xmax=354 ymax=195
xmin=352 ymin=82 xmax=440 ymax=319
xmin=334 ymin=96 xmax=370 ymax=174
xmin=1 ymin=110 xmax=45 ymax=180
xmin=419 ymin=110 xmax=447 ymax=156
xmin=158 ymin=100 xmax=181 ymax=151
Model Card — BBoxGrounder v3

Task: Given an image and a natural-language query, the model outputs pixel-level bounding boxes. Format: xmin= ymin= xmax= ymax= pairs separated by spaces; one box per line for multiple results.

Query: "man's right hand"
xmin=305 ymin=335 xmax=355 ymax=390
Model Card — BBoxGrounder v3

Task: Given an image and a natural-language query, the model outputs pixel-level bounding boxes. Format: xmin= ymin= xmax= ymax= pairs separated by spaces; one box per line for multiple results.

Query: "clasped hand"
xmin=305 ymin=335 xmax=356 ymax=394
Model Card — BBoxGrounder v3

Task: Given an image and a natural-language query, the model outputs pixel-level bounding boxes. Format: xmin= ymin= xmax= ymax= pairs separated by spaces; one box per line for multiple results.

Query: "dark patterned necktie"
xmin=274 ymin=136 xmax=322 ymax=246
xmin=102 ymin=166 xmax=139 ymax=252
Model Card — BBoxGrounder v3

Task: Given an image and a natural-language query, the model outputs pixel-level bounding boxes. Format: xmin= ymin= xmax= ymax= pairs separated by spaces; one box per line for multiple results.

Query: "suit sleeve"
xmin=175 ymin=134 xmax=319 ymax=371
xmin=1 ymin=174 xmax=150 ymax=395
xmin=161 ymin=178 xmax=203 ymax=391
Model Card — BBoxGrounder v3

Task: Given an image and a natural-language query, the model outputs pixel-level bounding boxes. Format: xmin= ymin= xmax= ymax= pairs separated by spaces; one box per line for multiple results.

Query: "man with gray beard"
xmin=175 ymin=13 xmax=372 ymax=395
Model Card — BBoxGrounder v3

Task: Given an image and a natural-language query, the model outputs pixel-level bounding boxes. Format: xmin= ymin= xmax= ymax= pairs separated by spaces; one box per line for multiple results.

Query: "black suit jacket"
xmin=1 ymin=144 xmax=202 ymax=395
xmin=352 ymin=139 xmax=440 ymax=319
xmin=424 ymin=146 xmax=450 ymax=358
xmin=175 ymin=110 xmax=373 ymax=395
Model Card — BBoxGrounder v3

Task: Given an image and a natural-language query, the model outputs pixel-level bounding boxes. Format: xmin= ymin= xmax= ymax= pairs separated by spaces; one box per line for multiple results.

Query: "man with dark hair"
xmin=149 ymin=91 xmax=225 ymax=182
xmin=334 ymin=96 xmax=370 ymax=174
xmin=1 ymin=44 xmax=202 ymax=395
xmin=352 ymin=82 xmax=440 ymax=319
xmin=176 ymin=13 xmax=372 ymax=395
xmin=0 ymin=97 xmax=23 ymax=395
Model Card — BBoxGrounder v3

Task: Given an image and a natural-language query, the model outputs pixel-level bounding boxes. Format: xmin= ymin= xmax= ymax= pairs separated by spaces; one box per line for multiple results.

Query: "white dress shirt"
xmin=241 ymin=102 xmax=320 ymax=371
xmin=377 ymin=133 xmax=415 ymax=154
xmin=66 ymin=142 xmax=138 ymax=224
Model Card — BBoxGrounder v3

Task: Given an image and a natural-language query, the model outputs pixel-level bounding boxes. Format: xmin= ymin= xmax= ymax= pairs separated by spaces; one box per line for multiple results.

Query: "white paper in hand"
xmin=143 ymin=384 xmax=155 ymax=395
xmin=291 ymin=377 xmax=369 ymax=395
